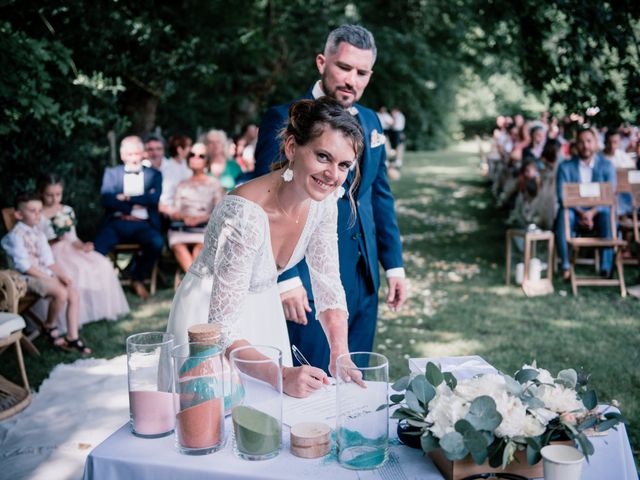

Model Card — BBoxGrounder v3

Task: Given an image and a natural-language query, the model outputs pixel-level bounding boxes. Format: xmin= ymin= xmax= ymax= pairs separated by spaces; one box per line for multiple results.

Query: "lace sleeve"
xmin=206 ymin=198 xmax=265 ymax=346
xmin=306 ymin=198 xmax=348 ymax=320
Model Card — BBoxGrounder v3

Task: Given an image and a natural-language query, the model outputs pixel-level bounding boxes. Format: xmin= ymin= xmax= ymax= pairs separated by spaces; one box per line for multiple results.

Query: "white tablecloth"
xmin=83 ymin=357 xmax=638 ymax=480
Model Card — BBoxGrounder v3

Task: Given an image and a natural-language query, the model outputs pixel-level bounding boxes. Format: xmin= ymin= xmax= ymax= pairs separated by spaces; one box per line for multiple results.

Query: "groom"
xmin=253 ymin=25 xmax=406 ymax=372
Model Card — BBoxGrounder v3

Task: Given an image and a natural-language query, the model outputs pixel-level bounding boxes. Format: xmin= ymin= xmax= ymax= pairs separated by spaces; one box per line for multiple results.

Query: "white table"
xmin=83 ymin=357 xmax=638 ymax=480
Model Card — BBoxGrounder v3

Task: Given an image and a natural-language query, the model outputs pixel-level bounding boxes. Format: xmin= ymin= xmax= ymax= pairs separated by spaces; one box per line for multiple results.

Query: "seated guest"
xmin=94 ymin=136 xmax=164 ymax=300
xmin=507 ymin=159 xmax=541 ymax=228
xmin=37 ymin=174 xmax=129 ymax=326
xmin=201 ymin=129 xmax=242 ymax=190
xmin=603 ymin=130 xmax=635 ymax=217
xmin=523 ymin=124 xmax=547 ymax=167
xmin=168 ymin=142 xmax=223 ymax=274
xmin=603 ymin=129 xmax=635 ymax=169
xmin=535 ymin=139 xmax=562 ymax=230
xmin=1 ymin=192 xmax=91 ymax=354
xmin=556 ymin=126 xmax=617 ymax=281
xmin=235 ymin=123 xmax=259 ymax=173
xmin=142 ymin=133 xmax=168 ymax=170
xmin=159 ymin=135 xmax=193 ymax=215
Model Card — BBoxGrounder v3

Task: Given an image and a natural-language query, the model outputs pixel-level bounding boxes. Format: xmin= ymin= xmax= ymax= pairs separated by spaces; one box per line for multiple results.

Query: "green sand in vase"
xmin=232 ymin=405 xmax=281 ymax=457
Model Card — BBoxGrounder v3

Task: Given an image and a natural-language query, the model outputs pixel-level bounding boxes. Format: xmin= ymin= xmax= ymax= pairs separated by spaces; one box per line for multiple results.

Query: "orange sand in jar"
xmin=176 ymin=398 xmax=224 ymax=448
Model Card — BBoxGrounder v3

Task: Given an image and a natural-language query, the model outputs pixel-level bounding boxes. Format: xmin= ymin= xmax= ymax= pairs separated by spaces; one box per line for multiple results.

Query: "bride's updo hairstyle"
xmin=274 ymin=96 xmax=364 ymax=215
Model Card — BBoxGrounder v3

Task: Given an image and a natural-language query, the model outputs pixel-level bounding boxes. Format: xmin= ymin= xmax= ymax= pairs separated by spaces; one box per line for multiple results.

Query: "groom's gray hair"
xmin=324 ymin=25 xmax=377 ymax=64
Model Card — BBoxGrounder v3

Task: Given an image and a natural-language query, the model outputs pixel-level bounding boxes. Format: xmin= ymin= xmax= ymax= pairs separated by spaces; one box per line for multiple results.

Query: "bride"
xmin=167 ymin=97 xmax=363 ymax=398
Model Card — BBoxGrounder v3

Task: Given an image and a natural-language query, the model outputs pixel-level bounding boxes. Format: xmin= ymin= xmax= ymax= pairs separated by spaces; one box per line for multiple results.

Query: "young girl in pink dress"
xmin=37 ymin=174 xmax=129 ymax=326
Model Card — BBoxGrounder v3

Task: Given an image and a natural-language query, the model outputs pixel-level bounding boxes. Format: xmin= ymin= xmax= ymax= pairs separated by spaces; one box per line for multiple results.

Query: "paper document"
xmin=409 ymin=355 xmax=497 ymax=380
xmin=282 ymin=380 xmax=385 ymax=427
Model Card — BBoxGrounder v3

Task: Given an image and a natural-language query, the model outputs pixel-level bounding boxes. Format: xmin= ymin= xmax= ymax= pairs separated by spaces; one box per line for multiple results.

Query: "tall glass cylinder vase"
xmin=126 ymin=332 xmax=175 ymax=438
xmin=336 ymin=352 xmax=389 ymax=470
xmin=230 ymin=345 xmax=283 ymax=461
xmin=172 ymin=342 xmax=225 ymax=455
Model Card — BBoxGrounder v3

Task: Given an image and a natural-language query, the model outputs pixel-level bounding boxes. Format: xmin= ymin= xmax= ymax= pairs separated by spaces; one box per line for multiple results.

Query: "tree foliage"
xmin=1 ymin=0 xmax=639 ymax=236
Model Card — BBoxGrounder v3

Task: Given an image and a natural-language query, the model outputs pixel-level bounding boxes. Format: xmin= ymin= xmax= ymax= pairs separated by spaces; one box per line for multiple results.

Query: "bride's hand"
xmin=330 ymin=352 xmax=366 ymax=388
xmin=280 ymin=286 xmax=311 ymax=325
xmin=282 ymin=365 xmax=329 ymax=398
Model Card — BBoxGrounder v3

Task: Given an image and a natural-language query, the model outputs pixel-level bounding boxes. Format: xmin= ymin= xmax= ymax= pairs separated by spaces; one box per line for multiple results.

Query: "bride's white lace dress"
xmin=166 ymin=194 xmax=347 ymax=366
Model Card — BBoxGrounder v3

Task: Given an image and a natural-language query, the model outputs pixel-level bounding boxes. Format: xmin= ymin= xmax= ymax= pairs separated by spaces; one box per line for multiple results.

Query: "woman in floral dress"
xmin=37 ymin=174 xmax=129 ymax=327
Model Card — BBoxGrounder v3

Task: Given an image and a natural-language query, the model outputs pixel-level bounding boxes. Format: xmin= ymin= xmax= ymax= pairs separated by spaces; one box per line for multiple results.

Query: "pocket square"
xmin=370 ymin=129 xmax=386 ymax=148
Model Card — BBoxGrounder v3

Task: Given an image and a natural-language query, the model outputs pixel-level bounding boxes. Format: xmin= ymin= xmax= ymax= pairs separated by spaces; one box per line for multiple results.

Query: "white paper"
xmin=282 ymin=380 xmax=385 ymax=427
xmin=408 ymin=355 xmax=497 ymax=380
xmin=628 ymin=170 xmax=640 ymax=184
xmin=579 ymin=183 xmax=600 ymax=198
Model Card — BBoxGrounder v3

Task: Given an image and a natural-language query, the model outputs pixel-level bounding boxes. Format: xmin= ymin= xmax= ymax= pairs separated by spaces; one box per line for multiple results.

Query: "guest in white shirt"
xmin=159 ymin=135 xmax=193 ymax=215
xmin=603 ymin=130 xmax=635 ymax=169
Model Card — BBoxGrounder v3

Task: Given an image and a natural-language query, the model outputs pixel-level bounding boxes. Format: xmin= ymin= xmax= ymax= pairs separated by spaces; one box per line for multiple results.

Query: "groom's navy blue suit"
xmin=253 ymin=88 xmax=404 ymax=372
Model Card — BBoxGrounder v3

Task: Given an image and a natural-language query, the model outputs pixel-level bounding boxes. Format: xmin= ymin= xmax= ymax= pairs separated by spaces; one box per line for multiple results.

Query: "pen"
xmin=291 ymin=345 xmax=328 ymax=389
xmin=291 ymin=344 xmax=311 ymax=367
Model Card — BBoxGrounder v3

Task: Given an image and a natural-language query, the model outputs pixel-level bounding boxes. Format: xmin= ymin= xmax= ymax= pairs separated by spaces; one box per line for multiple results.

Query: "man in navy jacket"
xmin=94 ymin=136 xmax=164 ymax=300
xmin=254 ymin=25 xmax=406 ymax=372
xmin=556 ymin=127 xmax=617 ymax=279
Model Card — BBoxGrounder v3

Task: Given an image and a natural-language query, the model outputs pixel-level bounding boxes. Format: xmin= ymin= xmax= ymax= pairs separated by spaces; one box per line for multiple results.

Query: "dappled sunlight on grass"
xmin=413 ymin=335 xmax=485 ymax=359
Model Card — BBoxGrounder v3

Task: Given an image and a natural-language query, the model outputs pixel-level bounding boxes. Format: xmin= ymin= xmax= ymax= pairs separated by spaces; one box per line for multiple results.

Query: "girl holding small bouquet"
xmin=37 ymin=174 xmax=129 ymax=326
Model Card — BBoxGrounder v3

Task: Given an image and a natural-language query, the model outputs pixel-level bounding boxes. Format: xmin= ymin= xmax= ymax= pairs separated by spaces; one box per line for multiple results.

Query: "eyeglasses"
xmin=188 ymin=153 xmax=207 ymax=159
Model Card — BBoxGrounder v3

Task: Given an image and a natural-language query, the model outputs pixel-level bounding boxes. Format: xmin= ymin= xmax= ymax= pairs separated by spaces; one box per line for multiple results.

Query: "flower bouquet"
xmin=51 ymin=209 xmax=77 ymax=238
xmin=390 ymin=362 xmax=626 ymax=479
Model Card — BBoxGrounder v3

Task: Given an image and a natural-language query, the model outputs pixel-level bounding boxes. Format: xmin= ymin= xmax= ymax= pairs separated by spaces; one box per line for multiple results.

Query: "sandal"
xmin=64 ymin=337 xmax=92 ymax=356
xmin=44 ymin=326 xmax=68 ymax=349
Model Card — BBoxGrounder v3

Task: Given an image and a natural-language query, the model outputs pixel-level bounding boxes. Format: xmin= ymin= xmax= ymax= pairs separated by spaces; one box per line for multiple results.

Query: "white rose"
xmin=536 ymin=384 xmax=585 ymax=413
xmin=455 ymin=374 xmax=507 ymax=402
xmin=426 ymin=390 xmax=469 ymax=439
xmin=494 ymin=394 xmax=530 ymax=438
xmin=522 ymin=415 xmax=546 ymax=437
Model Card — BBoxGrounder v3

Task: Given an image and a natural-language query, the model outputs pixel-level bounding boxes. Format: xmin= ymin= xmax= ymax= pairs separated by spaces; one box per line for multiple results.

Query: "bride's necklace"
xmin=276 ymin=181 xmax=307 ymax=225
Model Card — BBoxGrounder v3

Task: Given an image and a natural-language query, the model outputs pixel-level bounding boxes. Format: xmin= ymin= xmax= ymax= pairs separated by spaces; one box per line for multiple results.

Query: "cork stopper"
xmin=187 ymin=324 xmax=221 ymax=345
xmin=290 ymin=422 xmax=331 ymax=458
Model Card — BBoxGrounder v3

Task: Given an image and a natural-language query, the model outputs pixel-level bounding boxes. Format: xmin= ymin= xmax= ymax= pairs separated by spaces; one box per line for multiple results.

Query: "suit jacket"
xmin=556 ymin=154 xmax=616 ymax=209
xmin=253 ymin=88 xmax=403 ymax=300
xmin=100 ymin=165 xmax=163 ymax=230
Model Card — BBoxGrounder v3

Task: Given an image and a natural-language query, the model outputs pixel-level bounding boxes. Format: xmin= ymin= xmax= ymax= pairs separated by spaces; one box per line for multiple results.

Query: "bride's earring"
xmin=281 ymin=167 xmax=294 ymax=182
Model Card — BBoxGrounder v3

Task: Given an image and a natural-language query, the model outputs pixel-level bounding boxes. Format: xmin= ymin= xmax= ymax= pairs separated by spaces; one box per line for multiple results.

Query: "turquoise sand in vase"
xmin=337 ymin=427 xmax=388 ymax=469
xmin=178 ymin=346 xmax=244 ymax=412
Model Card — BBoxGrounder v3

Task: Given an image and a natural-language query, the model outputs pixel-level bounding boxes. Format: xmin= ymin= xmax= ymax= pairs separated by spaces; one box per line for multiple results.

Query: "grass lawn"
xmin=3 ymin=143 xmax=639 ymax=465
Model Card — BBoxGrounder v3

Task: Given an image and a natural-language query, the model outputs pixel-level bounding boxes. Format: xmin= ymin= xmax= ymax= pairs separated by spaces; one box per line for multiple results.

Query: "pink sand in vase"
xmin=129 ymin=390 xmax=176 ymax=436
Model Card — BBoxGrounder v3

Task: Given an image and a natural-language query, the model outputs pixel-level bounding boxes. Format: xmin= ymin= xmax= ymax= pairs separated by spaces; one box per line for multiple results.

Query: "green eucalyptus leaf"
xmin=515 ymin=368 xmax=539 ymax=384
xmin=577 ymin=416 xmax=597 ymax=431
xmin=596 ymin=418 xmax=620 ymax=432
xmin=407 ymin=419 xmax=428 ymax=428
xmin=420 ymin=432 xmax=440 ymax=452
xmin=575 ymin=433 xmax=595 ymax=456
xmin=488 ymin=440 xmax=506 ymax=468
xmin=390 ymin=393 xmax=405 ymax=404
xmin=440 ymin=431 xmax=469 ymax=460
xmin=466 ymin=396 xmax=503 ymax=431
xmin=405 ymin=390 xmax=424 ymax=414
xmin=425 ymin=362 xmax=444 ymax=387
xmin=582 ymin=390 xmax=598 ymax=410
xmin=522 ymin=395 xmax=545 ymax=409
xmin=392 ymin=376 xmax=411 ymax=392
xmin=503 ymin=375 xmax=523 ymax=395
xmin=526 ymin=442 xmax=541 ymax=465
xmin=410 ymin=375 xmax=436 ymax=405
xmin=455 ymin=419 xmax=475 ymax=435
xmin=463 ymin=428 xmax=488 ymax=464
xmin=443 ymin=371 xmax=457 ymax=389
xmin=556 ymin=369 xmax=578 ymax=389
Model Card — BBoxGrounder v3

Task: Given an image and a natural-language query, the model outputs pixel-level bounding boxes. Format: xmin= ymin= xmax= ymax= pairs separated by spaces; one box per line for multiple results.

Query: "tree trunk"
xmin=121 ymin=86 xmax=161 ymax=136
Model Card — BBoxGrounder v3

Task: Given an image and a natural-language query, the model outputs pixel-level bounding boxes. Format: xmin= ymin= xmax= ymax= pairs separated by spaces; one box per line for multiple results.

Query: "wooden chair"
xmin=616 ymin=169 xmax=640 ymax=265
xmin=0 ymin=270 xmax=32 ymax=420
xmin=109 ymin=244 xmax=158 ymax=296
xmin=562 ymin=182 xmax=627 ymax=296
